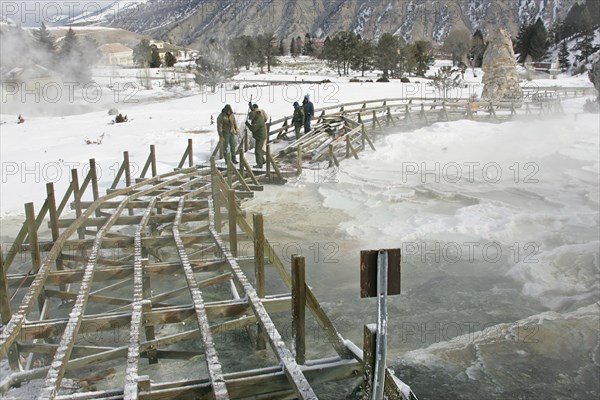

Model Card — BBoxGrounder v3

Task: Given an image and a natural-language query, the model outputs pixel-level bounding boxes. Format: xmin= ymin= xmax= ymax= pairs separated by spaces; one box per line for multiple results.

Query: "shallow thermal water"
xmin=243 ymin=104 xmax=600 ymax=399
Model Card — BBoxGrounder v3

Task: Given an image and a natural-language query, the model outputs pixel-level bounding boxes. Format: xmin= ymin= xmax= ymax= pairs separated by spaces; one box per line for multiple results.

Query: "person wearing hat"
xmin=292 ymin=101 xmax=304 ymax=140
xmin=249 ymin=102 xmax=269 ymax=122
xmin=245 ymin=104 xmax=267 ymax=168
xmin=217 ymin=104 xmax=239 ymax=163
xmin=302 ymin=95 xmax=314 ymax=134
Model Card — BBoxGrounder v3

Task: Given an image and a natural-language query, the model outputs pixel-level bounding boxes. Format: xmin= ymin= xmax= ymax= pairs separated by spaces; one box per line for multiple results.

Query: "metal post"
xmin=372 ymin=250 xmax=388 ymax=400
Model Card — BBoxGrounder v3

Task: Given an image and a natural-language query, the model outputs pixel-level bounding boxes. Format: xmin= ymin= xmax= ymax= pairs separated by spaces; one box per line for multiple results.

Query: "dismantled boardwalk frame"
xmin=3 ymin=86 xmax=590 ymax=398
xmin=0 ymin=138 xmax=414 ymax=398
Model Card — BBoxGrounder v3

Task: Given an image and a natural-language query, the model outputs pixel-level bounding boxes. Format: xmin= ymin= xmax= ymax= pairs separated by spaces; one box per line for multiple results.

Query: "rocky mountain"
xmin=75 ymin=0 xmax=582 ymax=48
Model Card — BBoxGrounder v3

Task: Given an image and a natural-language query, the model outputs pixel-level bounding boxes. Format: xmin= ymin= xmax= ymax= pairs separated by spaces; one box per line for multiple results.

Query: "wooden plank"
xmin=362 ymin=324 xmax=377 ymax=400
xmin=292 ymin=256 xmax=306 ymax=365
xmin=0 ymin=244 xmax=21 ymax=371
xmin=228 ymin=190 xmax=238 ymax=257
xmin=25 ymin=202 xmax=44 ymax=312
xmin=208 ymin=198 xmax=317 ymax=399
xmin=140 ymin=357 xmax=360 ymax=400
xmin=38 ymin=189 xmax=138 ymax=399
xmin=236 ymin=213 xmax=349 ymax=357
xmin=55 ymin=211 xmax=211 ymax=228
xmin=173 ymin=198 xmax=229 ymax=399
xmin=124 ymin=196 xmax=157 ymax=400
xmin=0 ymin=167 xmax=200 ymax=360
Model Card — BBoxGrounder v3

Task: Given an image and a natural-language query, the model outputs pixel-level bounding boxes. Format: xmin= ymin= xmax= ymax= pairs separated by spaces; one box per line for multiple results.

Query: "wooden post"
xmin=347 ymin=136 xmax=359 ymax=159
xmin=238 ymin=147 xmax=244 ymax=177
xmin=253 ymin=213 xmax=266 ymax=350
xmin=266 ymin=117 xmax=272 ymax=142
xmin=0 ymin=244 xmax=22 ymax=371
xmin=297 ymin=144 xmax=303 ymax=177
xmin=244 ymin=130 xmax=248 ymax=152
xmin=123 ymin=151 xmax=131 ymax=187
xmin=210 ymin=158 xmax=222 ymax=233
xmin=228 ymin=189 xmax=237 ymax=257
xmin=329 ymin=144 xmax=339 ymax=168
xmin=441 ymin=102 xmax=449 ymax=121
xmin=346 ymin=135 xmax=350 ymax=158
xmin=25 ymin=202 xmax=44 ymax=312
xmin=292 ymin=256 xmax=306 ymax=365
xmin=142 ymin=257 xmax=158 ymax=364
xmin=266 ymin=145 xmax=272 ymax=180
xmin=89 ymin=159 xmax=100 ymax=212
xmin=226 ymin=153 xmax=233 ymax=188
xmin=187 ymin=138 xmax=193 ymax=167
xmin=70 ymin=169 xmax=84 ymax=240
xmin=372 ymin=110 xmax=376 ymax=129
xmin=46 ymin=183 xmax=66 ymax=292
xmin=405 ymin=104 xmax=413 ymax=126
xmin=150 ymin=145 xmax=157 ymax=177
xmin=362 ymin=324 xmax=377 ymax=400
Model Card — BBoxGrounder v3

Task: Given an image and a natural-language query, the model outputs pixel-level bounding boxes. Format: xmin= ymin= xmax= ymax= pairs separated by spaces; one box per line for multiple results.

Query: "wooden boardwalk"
xmin=0 ymin=86 xmax=594 ymax=399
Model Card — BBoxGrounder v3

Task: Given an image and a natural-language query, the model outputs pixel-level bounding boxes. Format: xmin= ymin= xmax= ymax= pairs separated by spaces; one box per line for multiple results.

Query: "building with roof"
xmin=98 ymin=43 xmax=134 ymax=66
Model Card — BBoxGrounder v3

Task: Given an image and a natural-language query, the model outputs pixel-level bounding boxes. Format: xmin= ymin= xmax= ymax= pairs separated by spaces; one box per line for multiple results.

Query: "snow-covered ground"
xmin=1 ymin=59 xmax=598 ymax=398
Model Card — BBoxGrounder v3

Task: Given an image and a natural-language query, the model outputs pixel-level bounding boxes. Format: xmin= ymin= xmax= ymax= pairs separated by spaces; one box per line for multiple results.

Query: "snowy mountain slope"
xmin=69 ymin=0 xmax=580 ymax=47
xmin=67 ymin=0 xmax=149 ymax=26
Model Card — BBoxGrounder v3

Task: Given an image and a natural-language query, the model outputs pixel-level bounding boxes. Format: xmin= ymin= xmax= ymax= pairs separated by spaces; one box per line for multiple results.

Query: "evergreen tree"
xmin=470 ymin=29 xmax=486 ymax=68
xmin=58 ymin=27 xmax=77 ymax=59
xmin=575 ymin=26 xmax=597 ymax=64
xmin=562 ymin=3 xmax=585 ymax=39
xmin=351 ymin=37 xmax=374 ymax=77
xmin=256 ymin=33 xmax=280 ymax=72
xmin=33 ymin=22 xmax=57 ymax=66
xmin=529 ymin=18 xmax=549 ymax=61
xmin=78 ymin=36 xmax=101 ymax=68
xmin=304 ymin=33 xmax=314 ymax=55
xmin=55 ymin=27 xmax=98 ymax=82
xmin=33 ymin=22 xmax=57 ymax=54
xmin=133 ymin=39 xmax=153 ymax=67
xmin=589 ymin=59 xmax=600 ymax=101
xmin=549 ymin=19 xmax=563 ymax=49
xmin=229 ymin=35 xmax=257 ymax=70
xmin=290 ymin=38 xmax=297 ymax=57
xmin=164 ymin=51 xmax=177 ymax=67
xmin=375 ymin=33 xmax=400 ymax=78
xmin=398 ymin=41 xmax=415 ymax=77
xmin=516 ymin=18 xmax=549 ymax=62
xmin=149 ymin=46 xmax=161 ymax=68
xmin=444 ymin=29 xmax=471 ymax=66
xmin=279 ymin=38 xmax=285 ymax=56
xmin=295 ymin=36 xmax=303 ymax=55
xmin=409 ymin=40 xmax=433 ymax=77
xmin=558 ymin=41 xmax=571 ymax=72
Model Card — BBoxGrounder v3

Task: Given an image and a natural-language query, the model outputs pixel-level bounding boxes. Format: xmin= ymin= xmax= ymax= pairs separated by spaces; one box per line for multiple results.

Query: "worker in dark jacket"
xmin=292 ymin=102 xmax=305 ymax=140
xmin=217 ymin=104 xmax=239 ymax=163
xmin=245 ymin=104 xmax=267 ymax=168
xmin=302 ymin=95 xmax=314 ymax=134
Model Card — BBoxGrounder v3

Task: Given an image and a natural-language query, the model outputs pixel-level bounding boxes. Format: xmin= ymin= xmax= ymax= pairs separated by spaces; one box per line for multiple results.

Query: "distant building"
xmin=150 ymin=40 xmax=165 ymax=49
xmin=98 ymin=43 xmax=134 ymax=66
xmin=1 ymin=64 xmax=62 ymax=103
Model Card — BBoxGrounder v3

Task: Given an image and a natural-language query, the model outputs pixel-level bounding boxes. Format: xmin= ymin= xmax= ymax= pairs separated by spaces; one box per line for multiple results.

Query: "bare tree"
xmin=445 ymin=29 xmax=472 ymax=66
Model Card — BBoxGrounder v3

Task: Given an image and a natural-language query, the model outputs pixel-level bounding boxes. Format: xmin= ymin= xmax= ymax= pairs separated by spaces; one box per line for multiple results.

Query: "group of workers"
xmin=217 ymin=95 xmax=315 ymax=168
